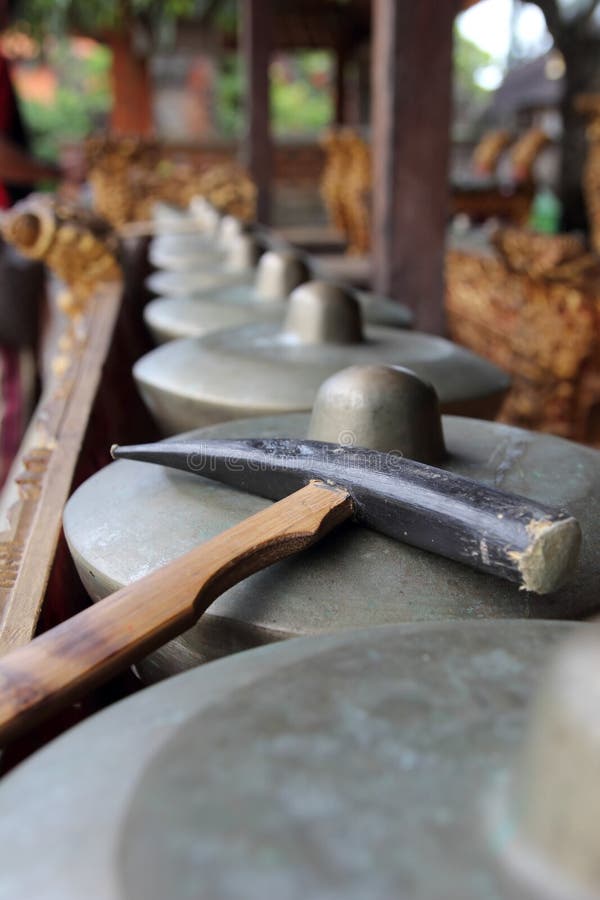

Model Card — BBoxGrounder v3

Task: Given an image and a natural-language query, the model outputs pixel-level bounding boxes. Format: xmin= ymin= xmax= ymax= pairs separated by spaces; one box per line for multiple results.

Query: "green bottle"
xmin=529 ymin=186 xmax=562 ymax=234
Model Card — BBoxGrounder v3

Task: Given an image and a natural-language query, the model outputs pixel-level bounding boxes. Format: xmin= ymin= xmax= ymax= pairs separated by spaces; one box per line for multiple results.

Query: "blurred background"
xmin=2 ymin=0 xmax=567 ymax=224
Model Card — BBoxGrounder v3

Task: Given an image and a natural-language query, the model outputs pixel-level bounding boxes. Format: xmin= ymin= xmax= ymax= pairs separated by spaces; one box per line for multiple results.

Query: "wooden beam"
xmin=371 ymin=0 xmax=457 ymax=334
xmin=241 ymin=0 xmax=273 ymax=225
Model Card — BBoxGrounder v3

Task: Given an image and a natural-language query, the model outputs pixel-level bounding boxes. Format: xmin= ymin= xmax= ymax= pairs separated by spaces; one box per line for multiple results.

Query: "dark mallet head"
xmin=111 ymin=438 xmax=581 ymax=595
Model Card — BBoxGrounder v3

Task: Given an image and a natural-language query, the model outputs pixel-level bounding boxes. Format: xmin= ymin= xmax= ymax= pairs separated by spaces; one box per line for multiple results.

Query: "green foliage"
xmin=270 ymin=53 xmax=332 ymax=136
xmin=215 ymin=51 xmax=333 ymax=139
xmin=18 ymin=40 xmax=112 ymax=161
xmin=454 ymin=26 xmax=493 ymax=99
xmin=215 ymin=54 xmax=242 ymax=138
xmin=453 ymin=27 xmax=495 ymax=136
xmin=211 ymin=0 xmax=237 ymax=33
xmin=12 ymin=0 xmax=199 ymax=39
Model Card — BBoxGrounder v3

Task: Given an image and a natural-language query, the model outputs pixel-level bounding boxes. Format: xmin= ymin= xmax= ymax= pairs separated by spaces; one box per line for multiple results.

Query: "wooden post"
xmin=108 ymin=34 xmax=153 ymax=135
xmin=371 ymin=0 xmax=456 ymax=334
xmin=241 ymin=0 xmax=273 ymax=225
xmin=334 ymin=45 xmax=347 ymax=126
xmin=356 ymin=49 xmax=370 ymax=128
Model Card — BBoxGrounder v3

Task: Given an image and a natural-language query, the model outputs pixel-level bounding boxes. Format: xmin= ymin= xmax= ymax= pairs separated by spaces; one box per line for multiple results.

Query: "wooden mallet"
xmin=0 ymin=438 xmax=581 ymax=743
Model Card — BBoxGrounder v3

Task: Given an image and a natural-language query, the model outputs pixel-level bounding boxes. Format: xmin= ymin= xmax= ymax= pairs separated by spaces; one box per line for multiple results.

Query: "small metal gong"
xmin=148 ymin=214 xmax=244 ymax=271
xmin=145 ymin=255 xmax=413 ymax=342
xmin=146 ymin=234 xmax=261 ymax=298
xmin=144 ymin=248 xmax=310 ymax=342
xmin=148 ymin=232 xmax=218 ymax=270
xmin=133 ymin=281 xmax=509 ymax=434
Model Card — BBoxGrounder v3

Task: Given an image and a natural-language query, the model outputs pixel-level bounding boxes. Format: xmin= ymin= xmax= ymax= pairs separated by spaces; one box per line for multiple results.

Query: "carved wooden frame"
xmin=0 ymin=283 xmax=122 ymax=652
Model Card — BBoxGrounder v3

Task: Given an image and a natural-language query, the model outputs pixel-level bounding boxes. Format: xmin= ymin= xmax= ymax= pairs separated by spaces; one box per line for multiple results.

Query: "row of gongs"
xmin=0 ymin=199 xmax=599 ymax=899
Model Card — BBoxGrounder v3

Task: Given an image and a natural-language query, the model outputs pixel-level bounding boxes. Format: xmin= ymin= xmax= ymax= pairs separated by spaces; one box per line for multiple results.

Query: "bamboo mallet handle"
xmin=0 ymin=482 xmax=352 ymax=745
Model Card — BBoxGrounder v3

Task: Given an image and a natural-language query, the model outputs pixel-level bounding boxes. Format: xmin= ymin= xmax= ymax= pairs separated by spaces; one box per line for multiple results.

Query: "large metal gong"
xmin=64 ymin=366 xmax=599 ymax=683
xmin=0 ymin=620 xmax=587 ymax=900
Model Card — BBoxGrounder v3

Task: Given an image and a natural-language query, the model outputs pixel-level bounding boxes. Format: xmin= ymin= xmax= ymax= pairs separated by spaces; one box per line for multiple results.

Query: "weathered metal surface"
xmin=144 ymin=287 xmax=414 ymax=344
xmin=144 ymin=292 xmax=283 ymax=342
xmin=0 ymin=621 xmax=585 ymax=900
xmin=144 ymin=249 xmax=309 ymax=341
xmin=65 ymin=398 xmax=599 ymax=681
xmin=134 ymin=282 xmax=509 ymax=434
xmin=500 ymin=626 xmax=600 ymax=900
xmin=145 ymin=264 xmax=254 ymax=298
xmin=148 ymin=231 xmax=222 ymax=271
xmin=147 ymin=211 xmax=229 ymax=261
xmin=308 ymin=365 xmax=445 ymax=461
xmin=145 ymin=260 xmax=413 ymax=343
